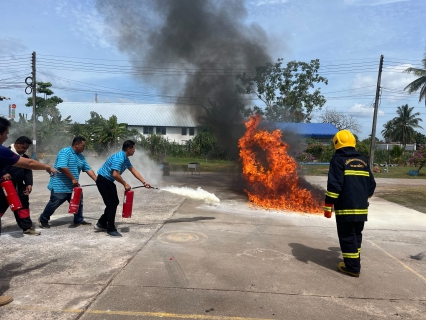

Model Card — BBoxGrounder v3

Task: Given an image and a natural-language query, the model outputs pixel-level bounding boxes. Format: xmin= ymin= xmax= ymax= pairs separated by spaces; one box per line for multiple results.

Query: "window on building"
xmin=181 ymin=127 xmax=187 ymax=135
xmin=189 ymin=127 xmax=195 ymax=136
xmin=156 ymin=126 xmax=166 ymax=135
xmin=143 ymin=126 xmax=153 ymax=134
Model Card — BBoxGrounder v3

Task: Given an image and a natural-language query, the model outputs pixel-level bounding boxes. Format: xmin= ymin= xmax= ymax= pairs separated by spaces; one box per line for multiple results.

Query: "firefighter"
xmin=324 ymin=129 xmax=376 ymax=277
xmin=0 ymin=136 xmax=40 ymax=235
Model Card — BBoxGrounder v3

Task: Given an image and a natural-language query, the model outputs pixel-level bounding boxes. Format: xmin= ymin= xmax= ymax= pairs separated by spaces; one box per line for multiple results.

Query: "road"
xmin=1 ymin=168 xmax=425 ymax=319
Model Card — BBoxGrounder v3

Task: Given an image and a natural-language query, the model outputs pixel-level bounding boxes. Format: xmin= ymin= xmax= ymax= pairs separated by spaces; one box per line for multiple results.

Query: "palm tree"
xmin=404 ymin=51 xmax=426 ymax=105
xmin=381 ymin=119 xmax=395 ymax=143
xmin=391 ymin=104 xmax=423 ymax=146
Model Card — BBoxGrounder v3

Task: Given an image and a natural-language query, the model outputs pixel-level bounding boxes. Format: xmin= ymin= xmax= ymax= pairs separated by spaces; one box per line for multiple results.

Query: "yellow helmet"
xmin=333 ymin=130 xmax=356 ymax=150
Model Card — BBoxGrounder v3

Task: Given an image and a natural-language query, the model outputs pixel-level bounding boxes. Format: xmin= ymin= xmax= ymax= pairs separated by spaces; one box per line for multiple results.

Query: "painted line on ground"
xmin=5 ymin=305 xmax=274 ymax=320
xmin=368 ymin=240 xmax=426 ymax=283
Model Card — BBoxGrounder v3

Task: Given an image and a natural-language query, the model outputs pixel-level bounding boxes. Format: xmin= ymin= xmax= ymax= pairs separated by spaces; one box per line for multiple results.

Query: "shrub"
xmin=305 ymin=142 xmax=325 ymax=159
xmin=408 ymin=144 xmax=426 ymax=173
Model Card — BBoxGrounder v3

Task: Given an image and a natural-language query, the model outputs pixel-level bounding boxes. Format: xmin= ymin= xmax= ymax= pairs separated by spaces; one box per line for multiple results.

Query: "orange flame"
xmin=238 ymin=115 xmax=322 ymax=214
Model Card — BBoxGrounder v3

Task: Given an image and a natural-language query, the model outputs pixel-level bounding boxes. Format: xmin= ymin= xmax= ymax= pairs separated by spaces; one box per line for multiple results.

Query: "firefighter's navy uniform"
xmin=325 ymin=130 xmax=376 ymax=276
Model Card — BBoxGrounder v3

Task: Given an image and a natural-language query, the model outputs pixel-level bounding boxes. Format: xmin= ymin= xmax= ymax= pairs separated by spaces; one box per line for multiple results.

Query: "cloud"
xmin=0 ymin=37 xmax=27 ymax=55
xmin=352 ymin=64 xmax=417 ymax=102
xmin=252 ymin=0 xmax=289 ymax=6
xmin=54 ymin=0 xmax=113 ymax=48
xmin=349 ymin=103 xmax=385 ymax=117
xmin=344 ymin=0 xmax=409 ymax=5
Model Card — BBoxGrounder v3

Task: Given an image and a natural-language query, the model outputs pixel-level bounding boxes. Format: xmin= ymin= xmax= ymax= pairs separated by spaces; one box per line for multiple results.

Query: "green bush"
xmin=305 ymin=142 xmax=325 ymax=159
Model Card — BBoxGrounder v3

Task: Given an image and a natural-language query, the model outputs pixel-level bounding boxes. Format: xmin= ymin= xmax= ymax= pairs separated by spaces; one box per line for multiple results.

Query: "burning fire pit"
xmin=187 ymin=162 xmax=201 ymax=177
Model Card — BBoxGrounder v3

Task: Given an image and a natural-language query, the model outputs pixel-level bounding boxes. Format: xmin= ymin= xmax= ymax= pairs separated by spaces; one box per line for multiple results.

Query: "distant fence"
xmin=376 ymin=144 xmax=416 ymax=151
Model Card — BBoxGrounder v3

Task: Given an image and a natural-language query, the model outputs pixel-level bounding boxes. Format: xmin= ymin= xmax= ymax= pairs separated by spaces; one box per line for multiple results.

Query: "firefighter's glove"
xmin=323 ymin=203 xmax=333 ymax=218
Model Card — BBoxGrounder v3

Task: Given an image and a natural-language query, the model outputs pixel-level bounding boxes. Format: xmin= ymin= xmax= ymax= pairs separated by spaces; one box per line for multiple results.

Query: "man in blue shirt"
xmin=0 ymin=117 xmax=58 ymax=307
xmin=38 ymin=137 xmax=97 ymax=228
xmin=95 ymin=140 xmax=150 ymax=237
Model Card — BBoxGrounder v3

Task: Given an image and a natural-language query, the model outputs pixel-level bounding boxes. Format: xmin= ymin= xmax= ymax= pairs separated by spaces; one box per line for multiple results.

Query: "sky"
xmin=1 ymin=0 xmax=425 ymax=140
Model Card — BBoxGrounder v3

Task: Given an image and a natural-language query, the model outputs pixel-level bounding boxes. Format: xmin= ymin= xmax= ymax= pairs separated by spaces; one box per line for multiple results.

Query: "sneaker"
xmin=94 ymin=223 xmax=107 ymax=232
xmin=338 ymin=262 xmax=360 ymax=277
xmin=23 ymin=228 xmax=41 ymax=236
xmin=73 ymin=220 xmax=92 ymax=227
xmin=0 ymin=295 xmax=13 ymax=306
xmin=38 ymin=217 xmax=50 ymax=229
xmin=107 ymin=230 xmax=122 ymax=237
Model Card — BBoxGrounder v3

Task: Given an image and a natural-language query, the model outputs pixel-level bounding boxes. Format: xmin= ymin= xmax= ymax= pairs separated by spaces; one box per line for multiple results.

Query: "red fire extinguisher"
xmin=68 ymin=187 xmax=83 ymax=214
xmin=1 ymin=180 xmax=23 ymax=211
xmin=122 ymin=190 xmax=134 ymax=218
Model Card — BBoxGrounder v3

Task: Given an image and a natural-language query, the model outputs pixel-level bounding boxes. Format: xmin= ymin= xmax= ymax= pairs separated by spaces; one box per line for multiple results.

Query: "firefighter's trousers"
xmin=336 ymin=221 xmax=365 ymax=273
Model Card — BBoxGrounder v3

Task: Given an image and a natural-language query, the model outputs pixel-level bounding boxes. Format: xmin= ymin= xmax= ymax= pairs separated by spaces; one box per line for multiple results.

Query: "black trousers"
xmin=96 ymin=175 xmax=120 ymax=232
xmin=336 ymin=221 xmax=365 ymax=273
xmin=0 ymin=184 xmax=33 ymax=232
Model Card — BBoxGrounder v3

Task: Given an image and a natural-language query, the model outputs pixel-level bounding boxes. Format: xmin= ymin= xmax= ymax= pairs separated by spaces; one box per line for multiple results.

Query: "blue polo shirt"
xmin=97 ymin=150 xmax=132 ymax=182
xmin=0 ymin=145 xmax=20 ymax=170
xmin=48 ymin=146 xmax=92 ymax=193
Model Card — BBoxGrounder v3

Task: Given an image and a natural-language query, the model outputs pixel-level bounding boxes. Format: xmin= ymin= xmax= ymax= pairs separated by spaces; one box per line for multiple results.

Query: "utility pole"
xmin=31 ymin=51 xmax=37 ymax=159
xmin=369 ymin=55 xmax=384 ymax=169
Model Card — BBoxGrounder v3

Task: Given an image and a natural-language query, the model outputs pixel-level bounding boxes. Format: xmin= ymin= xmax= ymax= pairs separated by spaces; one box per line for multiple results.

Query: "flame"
xmin=238 ymin=115 xmax=322 ymax=214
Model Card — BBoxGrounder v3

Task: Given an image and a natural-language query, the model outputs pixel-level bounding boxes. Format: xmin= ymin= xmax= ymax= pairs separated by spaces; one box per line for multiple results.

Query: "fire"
xmin=238 ymin=115 xmax=322 ymax=214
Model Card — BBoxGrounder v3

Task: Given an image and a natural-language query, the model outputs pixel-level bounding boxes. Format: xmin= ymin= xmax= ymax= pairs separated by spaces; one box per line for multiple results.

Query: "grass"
xmin=164 ymin=157 xmax=239 ymax=173
xmin=299 ymin=164 xmax=426 ymax=179
xmin=374 ymin=186 xmax=426 ymax=214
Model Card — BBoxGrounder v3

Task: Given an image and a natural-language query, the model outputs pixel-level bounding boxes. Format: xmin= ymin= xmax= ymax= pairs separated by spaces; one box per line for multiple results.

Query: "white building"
xmin=56 ymin=102 xmax=199 ymax=144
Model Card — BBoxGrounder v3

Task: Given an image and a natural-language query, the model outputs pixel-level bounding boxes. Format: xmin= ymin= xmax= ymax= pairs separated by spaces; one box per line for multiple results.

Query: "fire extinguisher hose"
xmin=132 ymin=185 xmax=160 ymax=190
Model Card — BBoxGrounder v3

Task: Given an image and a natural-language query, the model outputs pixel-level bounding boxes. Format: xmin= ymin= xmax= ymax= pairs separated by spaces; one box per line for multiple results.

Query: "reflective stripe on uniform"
xmin=344 ymin=170 xmax=370 ymax=177
xmin=324 ymin=205 xmax=332 ymax=211
xmin=335 ymin=209 xmax=368 ymax=215
xmin=342 ymin=252 xmax=360 ymax=259
xmin=326 ymin=190 xmax=339 ymax=198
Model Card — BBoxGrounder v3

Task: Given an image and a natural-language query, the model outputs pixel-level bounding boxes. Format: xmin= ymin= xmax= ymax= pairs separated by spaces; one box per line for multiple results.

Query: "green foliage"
xmin=373 ymin=149 xmax=389 ymax=164
xmin=296 ymin=151 xmax=315 ymax=162
xmin=408 ymin=144 xmax=426 ymax=173
xmin=319 ymin=145 xmax=335 ymax=162
xmin=415 ymin=131 xmax=426 ymax=147
xmin=70 ymin=112 xmax=139 ymax=155
xmin=384 ymin=104 xmax=423 ymax=146
xmin=236 ymin=58 xmax=328 ymax=122
xmin=305 ymin=142 xmax=325 ymax=159
xmin=356 ymin=142 xmax=370 ymax=159
xmin=390 ymin=145 xmax=404 ymax=164
xmin=404 ymin=51 xmax=426 ymax=105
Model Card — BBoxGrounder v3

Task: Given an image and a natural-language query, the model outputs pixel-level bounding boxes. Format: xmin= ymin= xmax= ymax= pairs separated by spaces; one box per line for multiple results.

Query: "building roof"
xmin=56 ymin=102 xmax=199 ymax=127
xmin=271 ymin=122 xmax=338 ymax=138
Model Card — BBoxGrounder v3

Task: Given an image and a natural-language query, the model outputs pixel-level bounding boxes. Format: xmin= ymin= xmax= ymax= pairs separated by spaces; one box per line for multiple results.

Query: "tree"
xmin=415 ymin=131 xmax=426 ymax=146
xmin=71 ymin=112 xmax=138 ymax=155
xmin=404 ymin=51 xmax=426 ymax=105
xmin=236 ymin=58 xmax=328 ymax=122
xmin=24 ymin=82 xmax=71 ymax=154
xmin=319 ymin=108 xmax=361 ymax=134
xmin=390 ymin=104 xmax=423 ymax=146
xmin=93 ymin=115 xmax=129 ymax=151
xmin=26 ymin=82 xmax=63 ymax=119
xmin=381 ymin=119 xmax=395 ymax=142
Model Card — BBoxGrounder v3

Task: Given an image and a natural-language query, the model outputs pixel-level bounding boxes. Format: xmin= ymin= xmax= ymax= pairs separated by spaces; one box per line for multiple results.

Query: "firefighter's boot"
xmin=338 ymin=262 xmax=360 ymax=277
xmin=0 ymin=295 xmax=13 ymax=306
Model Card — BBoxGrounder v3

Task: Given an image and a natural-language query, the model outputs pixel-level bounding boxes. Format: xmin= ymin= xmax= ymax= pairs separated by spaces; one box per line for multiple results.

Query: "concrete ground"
xmin=0 ymin=167 xmax=425 ymax=319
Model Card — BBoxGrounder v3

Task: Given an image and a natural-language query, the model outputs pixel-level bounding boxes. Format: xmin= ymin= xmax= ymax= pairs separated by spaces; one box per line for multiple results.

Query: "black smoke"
xmin=96 ymin=0 xmax=271 ymax=159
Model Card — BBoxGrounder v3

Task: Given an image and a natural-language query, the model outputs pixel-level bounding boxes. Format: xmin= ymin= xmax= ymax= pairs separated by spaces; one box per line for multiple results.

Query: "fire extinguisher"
xmin=122 ymin=190 xmax=134 ymax=218
xmin=68 ymin=187 xmax=83 ymax=214
xmin=1 ymin=180 xmax=23 ymax=211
